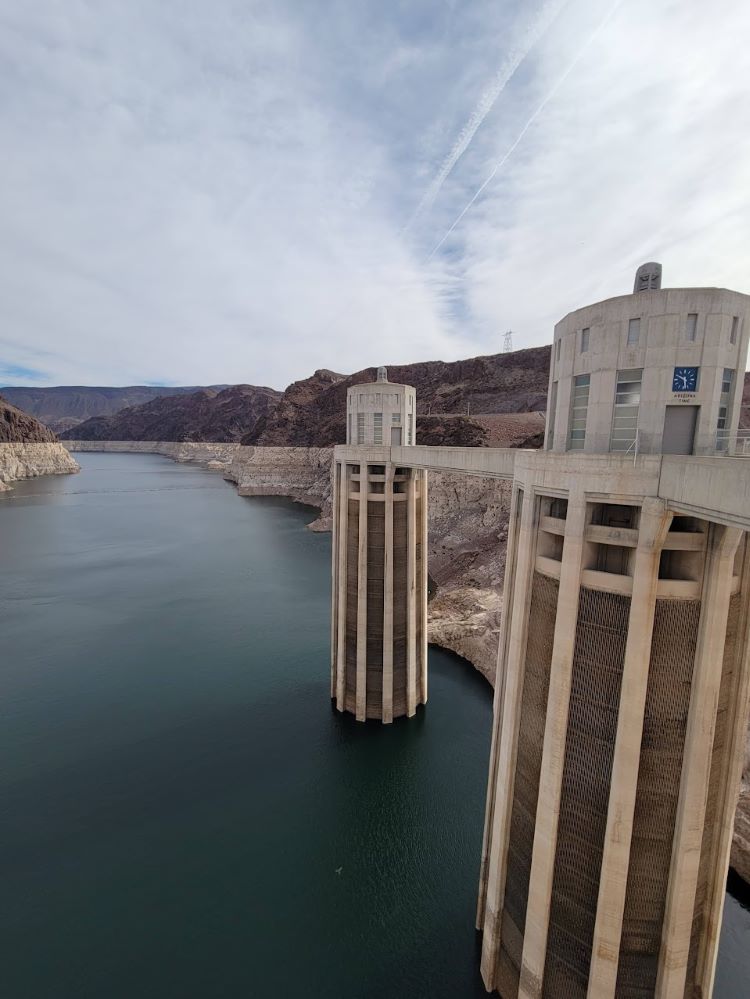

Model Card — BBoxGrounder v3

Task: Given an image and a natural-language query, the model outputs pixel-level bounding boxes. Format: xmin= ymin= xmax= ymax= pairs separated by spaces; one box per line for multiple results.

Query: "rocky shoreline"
xmin=62 ymin=439 xmax=750 ymax=883
xmin=0 ymin=442 xmax=80 ymax=491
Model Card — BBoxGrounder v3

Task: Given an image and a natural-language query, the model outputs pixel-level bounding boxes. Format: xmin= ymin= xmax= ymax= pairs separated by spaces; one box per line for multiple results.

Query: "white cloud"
xmin=0 ymin=0 xmax=748 ymax=387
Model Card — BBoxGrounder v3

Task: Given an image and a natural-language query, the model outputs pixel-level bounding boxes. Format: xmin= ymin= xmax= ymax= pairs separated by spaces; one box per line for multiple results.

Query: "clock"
xmin=672 ymin=366 xmax=698 ymax=392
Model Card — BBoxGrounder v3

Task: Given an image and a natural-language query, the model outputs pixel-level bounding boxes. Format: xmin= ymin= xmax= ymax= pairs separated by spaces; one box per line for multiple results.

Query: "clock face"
xmin=672 ymin=366 xmax=698 ymax=392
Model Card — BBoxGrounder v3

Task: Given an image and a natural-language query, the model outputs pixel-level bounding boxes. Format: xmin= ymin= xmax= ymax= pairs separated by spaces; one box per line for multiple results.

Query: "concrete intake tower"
xmin=328 ymin=265 xmax=750 ymax=997
xmin=477 ymin=270 xmax=750 ymax=997
xmin=330 ymin=368 xmax=428 ymax=722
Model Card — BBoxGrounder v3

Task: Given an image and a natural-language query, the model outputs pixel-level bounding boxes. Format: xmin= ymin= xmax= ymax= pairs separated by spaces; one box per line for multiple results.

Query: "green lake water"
xmin=0 ymin=453 xmax=747 ymax=997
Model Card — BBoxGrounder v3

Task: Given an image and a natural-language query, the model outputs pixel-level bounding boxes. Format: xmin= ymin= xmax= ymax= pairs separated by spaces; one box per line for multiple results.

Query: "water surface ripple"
xmin=0 ymin=453 xmax=747 ymax=997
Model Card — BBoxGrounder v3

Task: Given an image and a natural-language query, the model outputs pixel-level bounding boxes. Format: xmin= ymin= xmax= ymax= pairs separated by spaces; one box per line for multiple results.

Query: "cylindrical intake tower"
xmin=477 ymin=266 xmax=750 ymax=998
xmin=331 ymin=370 xmax=427 ymax=722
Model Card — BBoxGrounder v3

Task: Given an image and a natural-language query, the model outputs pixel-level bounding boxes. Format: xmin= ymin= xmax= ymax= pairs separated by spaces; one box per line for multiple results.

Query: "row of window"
xmin=349 ymin=412 xmax=413 ymax=445
xmin=554 ymin=313 xmax=742 ymax=360
xmin=350 ymin=392 xmax=414 ymax=408
xmin=553 ymin=367 xmax=735 ymax=451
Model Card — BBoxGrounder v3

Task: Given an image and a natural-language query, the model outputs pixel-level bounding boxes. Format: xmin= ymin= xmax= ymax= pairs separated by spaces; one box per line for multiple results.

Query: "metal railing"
xmin=714 ymin=430 xmax=750 ymax=456
xmin=624 ymin=430 xmax=640 ymax=465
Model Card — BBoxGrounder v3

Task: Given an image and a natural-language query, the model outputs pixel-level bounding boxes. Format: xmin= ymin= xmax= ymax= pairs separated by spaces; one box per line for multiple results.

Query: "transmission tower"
xmin=502 ymin=330 xmax=514 ymax=353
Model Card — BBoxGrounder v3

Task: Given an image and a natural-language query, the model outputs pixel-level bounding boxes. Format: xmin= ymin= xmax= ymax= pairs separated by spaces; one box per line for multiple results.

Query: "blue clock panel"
xmin=672 ymin=366 xmax=699 ymax=392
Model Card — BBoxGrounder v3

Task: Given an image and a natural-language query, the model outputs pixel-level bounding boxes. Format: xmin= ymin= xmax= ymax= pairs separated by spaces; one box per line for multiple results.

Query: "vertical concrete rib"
xmin=587 ymin=498 xmax=672 ymax=998
xmin=335 ymin=462 xmax=348 ymax=709
xmin=477 ymin=484 xmax=523 ymax=931
xmin=480 ymin=488 xmax=538 ymax=990
xmin=519 ymin=488 xmax=587 ymax=999
xmin=382 ymin=463 xmax=394 ymax=724
xmin=656 ymin=524 xmax=742 ymax=998
xmin=355 ymin=463 xmax=369 ymax=722
xmin=696 ymin=537 xmax=750 ymax=994
xmin=330 ymin=460 xmax=338 ymax=698
xmin=420 ymin=471 xmax=429 ymax=705
xmin=406 ymin=471 xmax=417 ymax=717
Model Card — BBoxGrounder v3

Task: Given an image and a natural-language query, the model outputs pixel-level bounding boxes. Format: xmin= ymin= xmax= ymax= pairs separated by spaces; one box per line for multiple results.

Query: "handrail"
xmin=624 ymin=429 xmax=640 ymax=466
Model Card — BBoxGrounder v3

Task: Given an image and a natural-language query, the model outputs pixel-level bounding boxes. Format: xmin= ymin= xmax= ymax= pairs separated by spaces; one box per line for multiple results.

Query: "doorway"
xmin=662 ymin=405 xmax=698 ymax=454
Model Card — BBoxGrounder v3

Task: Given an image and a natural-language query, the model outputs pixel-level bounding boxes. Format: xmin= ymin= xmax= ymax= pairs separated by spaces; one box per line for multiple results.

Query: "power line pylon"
xmin=503 ymin=330 xmax=514 ymax=353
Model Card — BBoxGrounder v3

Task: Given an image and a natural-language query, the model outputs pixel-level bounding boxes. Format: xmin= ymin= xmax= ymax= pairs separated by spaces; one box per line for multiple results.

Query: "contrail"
xmin=427 ymin=0 xmax=625 ymax=260
xmin=407 ymin=0 xmax=571 ymax=229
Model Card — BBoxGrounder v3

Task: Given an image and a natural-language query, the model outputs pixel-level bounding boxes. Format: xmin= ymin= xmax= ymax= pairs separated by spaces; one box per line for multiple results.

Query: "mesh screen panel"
xmin=344 ymin=498 xmax=360 ymax=713
xmin=615 ymin=599 xmax=701 ymax=997
xmin=366 ymin=501 xmax=385 ymax=717
xmin=496 ymin=573 xmax=558 ymax=999
xmin=392 ymin=502 xmax=408 ymax=717
xmin=543 ymin=588 xmax=630 ymax=998
xmin=415 ymin=482 xmax=425 ymax=697
xmin=684 ymin=593 xmax=741 ymax=998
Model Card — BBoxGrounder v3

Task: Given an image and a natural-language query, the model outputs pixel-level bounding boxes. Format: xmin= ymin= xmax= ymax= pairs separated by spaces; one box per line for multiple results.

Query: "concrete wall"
xmin=545 ymin=287 xmax=750 ymax=455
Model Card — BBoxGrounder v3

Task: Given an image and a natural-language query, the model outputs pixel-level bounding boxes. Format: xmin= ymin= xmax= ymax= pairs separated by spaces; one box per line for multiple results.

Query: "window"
xmin=731 ymin=316 xmax=739 ymax=345
xmin=581 ymin=328 xmax=590 ymax=353
xmin=357 ymin=413 xmax=365 ymax=444
xmin=373 ymin=412 xmax=383 ymax=444
xmin=546 ymin=381 xmax=557 ymax=449
xmin=686 ymin=313 xmax=698 ymax=341
xmin=716 ymin=368 xmax=734 ymax=449
xmin=348 ymin=414 xmax=352 ymax=443
xmin=392 ymin=412 xmax=401 ymax=424
xmin=610 ymin=368 xmax=642 ymax=452
xmin=568 ymin=374 xmax=590 ymax=450
xmin=556 ymin=339 xmax=561 ymax=362
xmin=407 ymin=414 xmax=413 ymax=445
xmin=627 ymin=318 xmax=641 ymax=345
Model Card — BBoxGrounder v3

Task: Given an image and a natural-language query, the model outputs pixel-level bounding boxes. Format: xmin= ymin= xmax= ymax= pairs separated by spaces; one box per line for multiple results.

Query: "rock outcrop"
xmin=63 ymin=385 xmax=281 ymax=443
xmin=1 ymin=394 xmax=57 ymax=443
xmin=65 ymin=440 xmax=241 ymax=464
xmin=245 ymin=347 xmax=551 ymax=447
xmin=0 ymin=443 xmax=80 ymax=490
xmin=227 ymin=446 xmax=334 ymax=531
xmin=0 ymin=394 xmax=80 ymax=490
xmin=732 ymin=735 xmax=750 ymax=883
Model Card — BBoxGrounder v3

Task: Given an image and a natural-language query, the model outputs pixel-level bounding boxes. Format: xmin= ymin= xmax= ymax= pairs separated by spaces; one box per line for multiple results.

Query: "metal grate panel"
xmin=496 ymin=573 xmax=558 ymax=999
xmin=543 ymin=588 xmax=630 ymax=998
xmin=683 ymin=592 xmax=740 ymax=997
xmin=615 ymin=599 xmax=701 ymax=996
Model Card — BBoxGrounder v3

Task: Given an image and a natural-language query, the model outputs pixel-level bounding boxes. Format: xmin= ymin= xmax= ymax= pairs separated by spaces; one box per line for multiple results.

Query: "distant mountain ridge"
xmin=62 ymin=385 xmax=281 ymax=443
xmin=12 ymin=358 xmax=750 ymax=448
xmin=0 ymin=395 xmax=57 ymax=443
xmin=63 ymin=347 xmax=551 ymax=446
xmin=0 ymin=385 xmax=230 ymax=434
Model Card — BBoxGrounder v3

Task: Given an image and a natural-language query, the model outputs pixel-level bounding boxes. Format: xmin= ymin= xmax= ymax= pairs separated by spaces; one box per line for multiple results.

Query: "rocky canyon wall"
xmin=0 ymin=443 xmax=80 ymax=491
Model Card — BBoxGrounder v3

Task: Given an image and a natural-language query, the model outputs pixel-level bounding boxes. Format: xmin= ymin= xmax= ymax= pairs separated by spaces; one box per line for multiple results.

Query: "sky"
xmin=1 ymin=0 xmax=749 ymax=389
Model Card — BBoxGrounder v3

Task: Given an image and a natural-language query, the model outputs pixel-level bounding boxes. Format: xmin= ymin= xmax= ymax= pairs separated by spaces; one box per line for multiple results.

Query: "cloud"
xmin=423 ymin=0 xmax=750 ymax=352
xmin=0 ymin=0 xmax=748 ymax=388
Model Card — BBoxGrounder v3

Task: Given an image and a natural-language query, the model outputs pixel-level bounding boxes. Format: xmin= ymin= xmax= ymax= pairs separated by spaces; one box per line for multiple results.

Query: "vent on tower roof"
xmin=634 ymin=262 xmax=662 ymax=292
xmin=377 ymin=366 xmax=388 ymax=382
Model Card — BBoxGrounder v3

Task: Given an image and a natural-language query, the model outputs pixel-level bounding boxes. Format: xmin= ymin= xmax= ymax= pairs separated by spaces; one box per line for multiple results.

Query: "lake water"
xmin=0 ymin=453 xmax=747 ymax=998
